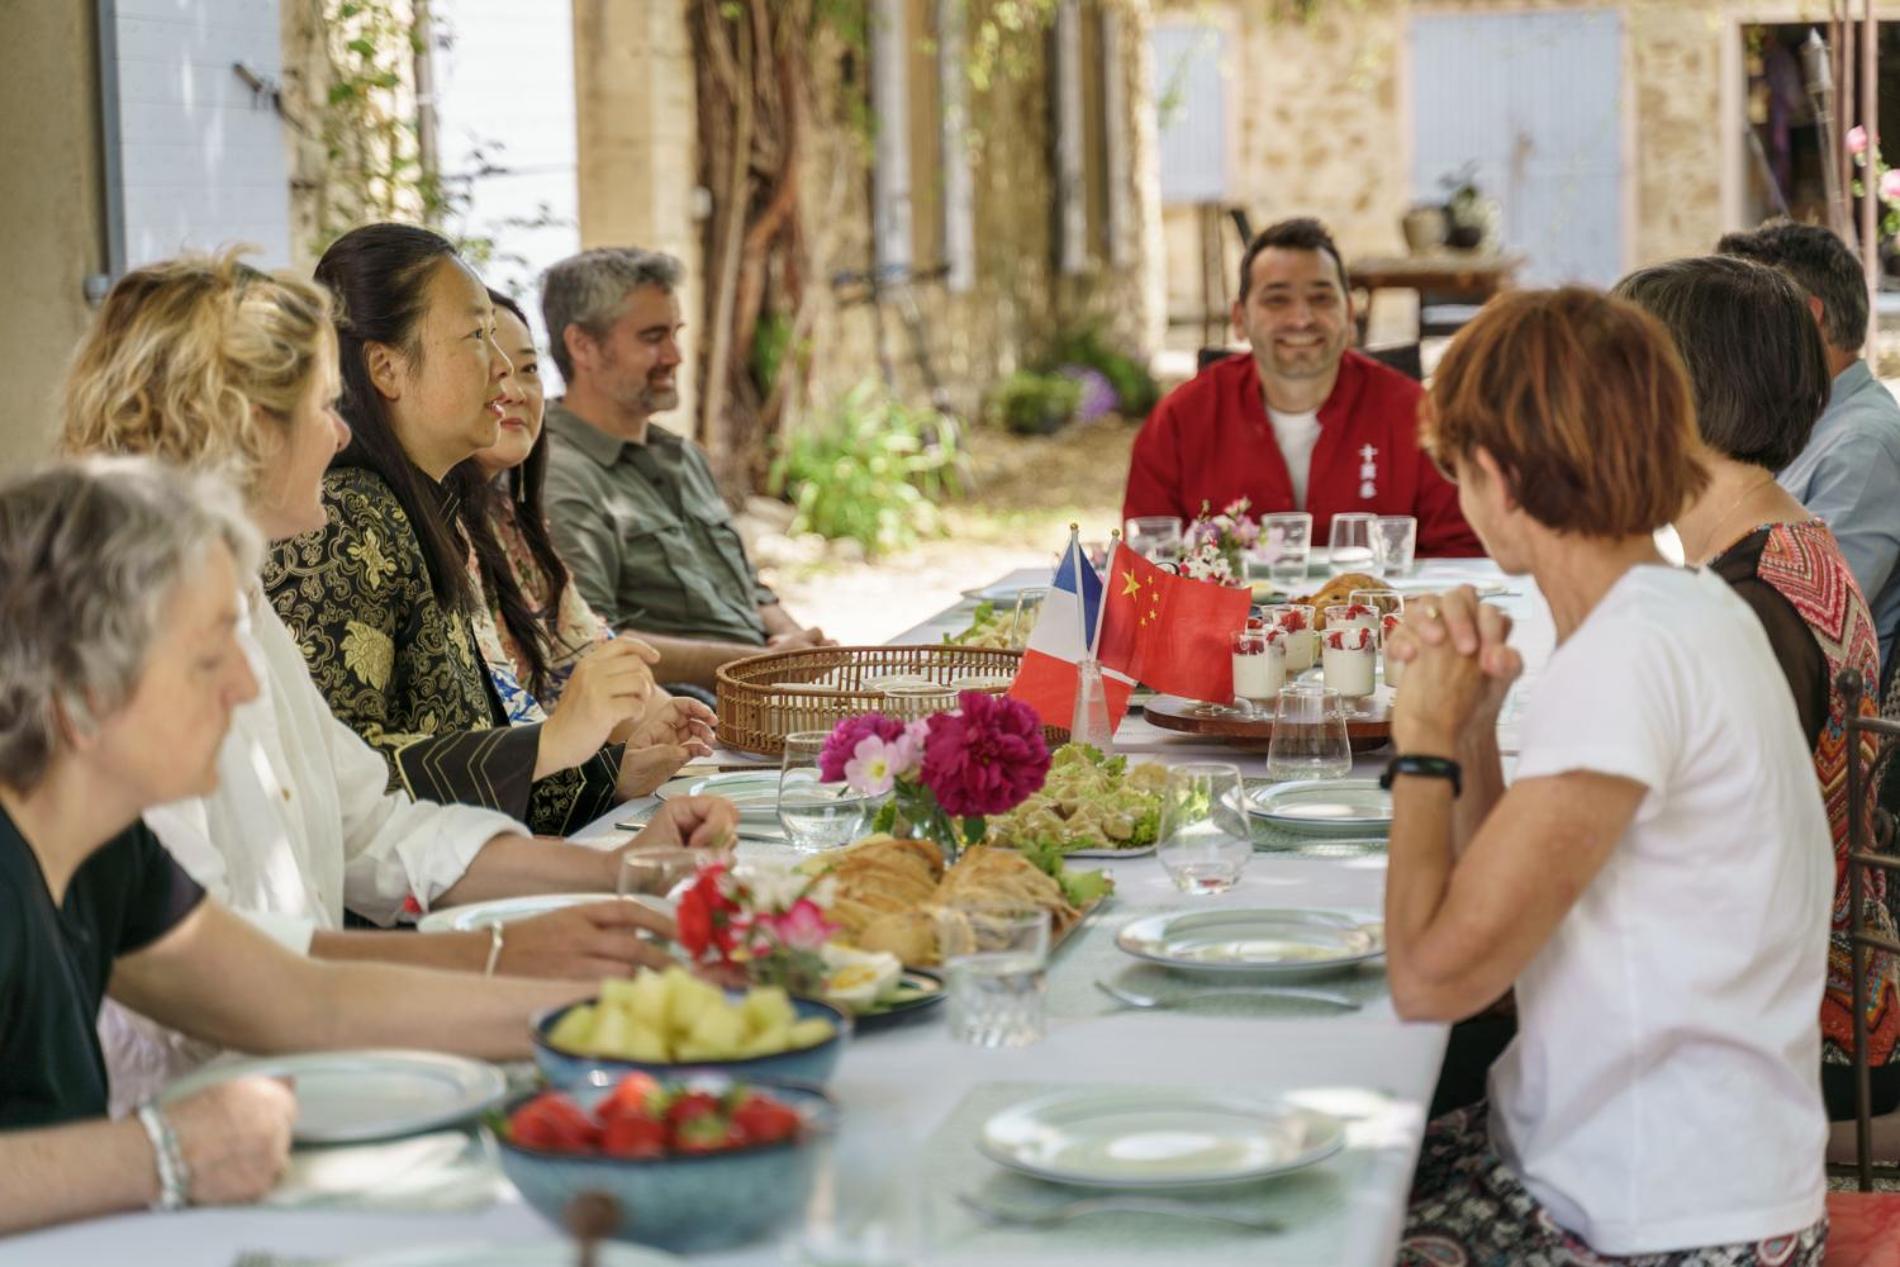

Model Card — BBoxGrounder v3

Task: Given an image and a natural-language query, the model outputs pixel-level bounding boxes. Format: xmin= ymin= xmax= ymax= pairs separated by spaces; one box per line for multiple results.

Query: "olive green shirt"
xmin=542 ymin=401 xmax=774 ymax=645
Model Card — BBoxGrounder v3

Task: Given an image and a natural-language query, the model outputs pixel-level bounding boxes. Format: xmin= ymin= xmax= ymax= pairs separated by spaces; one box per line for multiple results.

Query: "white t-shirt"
xmin=1492 ymin=564 xmax=1829 ymax=1254
xmin=1268 ymin=407 xmax=1321 ymax=507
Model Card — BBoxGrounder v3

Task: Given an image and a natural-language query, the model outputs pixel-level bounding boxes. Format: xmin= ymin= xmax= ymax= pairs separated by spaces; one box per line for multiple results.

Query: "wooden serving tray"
xmin=1142 ymin=690 xmax=1394 ymax=752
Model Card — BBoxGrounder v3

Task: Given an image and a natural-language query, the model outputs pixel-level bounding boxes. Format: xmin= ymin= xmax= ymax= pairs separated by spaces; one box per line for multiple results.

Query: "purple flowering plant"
xmin=817 ymin=691 xmax=1052 ymax=860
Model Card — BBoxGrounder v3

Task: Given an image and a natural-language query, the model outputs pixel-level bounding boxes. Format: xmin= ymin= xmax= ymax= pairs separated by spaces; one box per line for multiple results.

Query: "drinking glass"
xmin=1261 ymin=511 xmax=1314 ymax=586
xmin=1007 ymin=587 xmax=1048 ymax=650
xmin=617 ymin=845 xmax=720 ymax=898
xmin=789 ymin=1129 xmax=930 ymax=1267
xmin=1266 ymin=685 xmax=1354 ymax=782
xmin=1349 ymin=588 xmax=1405 ymax=620
xmin=1328 ymin=512 xmax=1377 ymax=575
xmin=1373 ymin=515 xmax=1419 ymax=577
xmin=1230 ymin=629 xmax=1285 ymax=716
xmin=936 ymin=903 xmax=1051 ymax=1048
xmin=1124 ymin=516 xmax=1183 ymax=562
xmin=1263 ymin=603 xmax=1317 ymax=674
xmin=778 ymin=731 xmax=877 ymax=853
xmin=1156 ymin=762 xmax=1253 ymax=895
xmin=882 ymin=683 xmax=957 ymax=723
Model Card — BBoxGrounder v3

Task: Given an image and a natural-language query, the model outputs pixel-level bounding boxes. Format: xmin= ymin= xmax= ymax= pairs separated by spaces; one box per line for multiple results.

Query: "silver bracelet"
xmin=136 ymin=1102 xmax=191 ymax=1211
xmin=484 ymin=922 xmax=505 ymax=976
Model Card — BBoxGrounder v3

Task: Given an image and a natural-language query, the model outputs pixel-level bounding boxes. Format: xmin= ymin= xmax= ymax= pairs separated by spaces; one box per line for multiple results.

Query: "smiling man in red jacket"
xmin=1123 ymin=217 xmax=1482 ymax=557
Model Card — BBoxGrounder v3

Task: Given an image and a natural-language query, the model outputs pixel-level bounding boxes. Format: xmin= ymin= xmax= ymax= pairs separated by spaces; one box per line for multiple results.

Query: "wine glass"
xmin=1156 ymin=762 xmax=1252 ymax=895
xmin=1260 ymin=512 xmax=1314 ymax=587
xmin=778 ymin=731 xmax=877 ymax=853
xmin=1266 ymin=685 xmax=1353 ymax=782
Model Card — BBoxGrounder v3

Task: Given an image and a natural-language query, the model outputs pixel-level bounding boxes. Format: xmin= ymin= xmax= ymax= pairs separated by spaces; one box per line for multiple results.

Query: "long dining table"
xmin=8 ymin=558 xmax=1552 ymax=1267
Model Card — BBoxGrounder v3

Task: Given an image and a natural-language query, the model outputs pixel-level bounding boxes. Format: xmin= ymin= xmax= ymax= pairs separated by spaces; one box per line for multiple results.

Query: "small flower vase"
xmin=891 ymin=781 xmax=980 ymax=866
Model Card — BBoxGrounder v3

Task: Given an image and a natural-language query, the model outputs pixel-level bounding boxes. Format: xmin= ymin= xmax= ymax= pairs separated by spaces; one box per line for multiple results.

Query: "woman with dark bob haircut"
xmin=1618 ymin=253 xmax=1900 ymax=1126
xmin=1383 ymin=287 xmax=1831 ymax=1263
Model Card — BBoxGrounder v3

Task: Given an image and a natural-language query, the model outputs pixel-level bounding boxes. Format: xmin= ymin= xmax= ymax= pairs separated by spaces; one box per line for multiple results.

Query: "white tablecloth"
xmin=8 ymin=561 xmax=1546 ymax=1267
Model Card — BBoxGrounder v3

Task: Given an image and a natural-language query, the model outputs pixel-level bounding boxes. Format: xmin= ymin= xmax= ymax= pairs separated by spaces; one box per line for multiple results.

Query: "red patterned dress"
xmin=1717 ymin=519 xmax=1900 ymax=1106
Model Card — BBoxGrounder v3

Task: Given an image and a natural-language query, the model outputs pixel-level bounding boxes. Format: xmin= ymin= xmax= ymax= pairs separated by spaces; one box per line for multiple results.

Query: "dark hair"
xmin=1237 ymin=217 xmax=1349 ymax=302
xmin=1613 ymin=256 xmax=1830 ymax=472
xmin=458 ymin=288 xmax=574 ymax=697
xmin=1425 ymin=287 xmax=1709 ymax=538
xmin=1716 ymin=219 xmax=1868 ymax=352
xmin=315 ymin=223 xmax=476 ymax=611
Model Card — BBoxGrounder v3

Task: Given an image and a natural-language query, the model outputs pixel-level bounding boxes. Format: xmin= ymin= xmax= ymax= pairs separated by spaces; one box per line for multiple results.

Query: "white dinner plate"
xmin=1247 ymin=779 xmax=1392 ymax=835
xmin=979 ymin=1087 xmax=1345 ymax=1190
xmin=414 ymin=891 xmax=673 ymax=934
xmin=1115 ymin=908 xmax=1385 ymax=979
xmin=159 ymin=1050 xmax=508 ymax=1145
xmin=656 ymin=770 xmax=784 ymax=822
xmin=337 ymin=1243 xmax=680 ymax=1266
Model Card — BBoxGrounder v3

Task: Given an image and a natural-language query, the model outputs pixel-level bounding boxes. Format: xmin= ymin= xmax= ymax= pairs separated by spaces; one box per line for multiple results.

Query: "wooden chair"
xmin=1824 ymin=670 xmax=1900 ymax=1263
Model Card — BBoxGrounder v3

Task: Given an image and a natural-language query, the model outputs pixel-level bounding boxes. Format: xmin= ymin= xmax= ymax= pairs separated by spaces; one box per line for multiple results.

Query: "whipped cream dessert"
xmin=1322 ymin=624 xmax=1377 ymax=697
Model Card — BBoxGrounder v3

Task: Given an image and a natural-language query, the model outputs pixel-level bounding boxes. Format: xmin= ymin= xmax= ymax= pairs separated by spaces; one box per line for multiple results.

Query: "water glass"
xmin=1266 ymin=685 xmax=1354 ymax=782
xmin=1230 ymin=629 xmax=1285 ymax=715
xmin=1373 ymin=515 xmax=1419 ymax=577
xmin=1007 ymin=587 xmax=1048 ymax=650
xmin=1124 ymin=516 xmax=1183 ymax=562
xmin=789 ymin=1129 xmax=930 ymax=1267
xmin=617 ymin=845 xmax=720 ymax=898
xmin=1261 ymin=511 xmax=1314 ymax=586
xmin=936 ymin=903 xmax=1051 ymax=1048
xmin=1328 ymin=512 xmax=1377 ymax=575
xmin=779 ymin=732 xmax=877 ymax=853
xmin=1156 ymin=762 xmax=1253 ymax=895
xmin=882 ymin=683 xmax=956 ymax=722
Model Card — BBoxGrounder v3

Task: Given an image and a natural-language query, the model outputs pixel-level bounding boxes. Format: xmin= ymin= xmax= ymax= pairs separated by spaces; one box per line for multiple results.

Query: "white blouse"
xmin=102 ymin=591 xmax=528 ymax=1111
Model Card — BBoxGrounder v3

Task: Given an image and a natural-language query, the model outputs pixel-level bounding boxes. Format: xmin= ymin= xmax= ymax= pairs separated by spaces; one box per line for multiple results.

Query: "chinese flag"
xmin=1097 ymin=543 xmax=1253 ymax=703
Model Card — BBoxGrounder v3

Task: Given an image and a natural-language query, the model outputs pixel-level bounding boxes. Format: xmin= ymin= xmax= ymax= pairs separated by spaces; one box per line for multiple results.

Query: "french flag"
xmin=1006 ymin=539 xmax=1136 ymax=732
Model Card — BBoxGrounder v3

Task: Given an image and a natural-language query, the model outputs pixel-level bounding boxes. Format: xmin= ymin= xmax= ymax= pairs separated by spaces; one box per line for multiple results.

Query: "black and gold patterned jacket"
xmin=264 ymin=466 xmax=621 ymax=836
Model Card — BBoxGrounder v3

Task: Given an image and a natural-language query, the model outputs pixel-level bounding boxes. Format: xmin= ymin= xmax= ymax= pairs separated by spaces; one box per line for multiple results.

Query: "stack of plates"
xmin=159 ymin=1051 xmax=508 ymax=1145
xmin=1246 ymin=779 xmax=1391 ymax=837
xmin=979 ymin=1088 xmax=1344 ymax=1189
xmin=1116 ymin=908 xmax=1384 ymax=980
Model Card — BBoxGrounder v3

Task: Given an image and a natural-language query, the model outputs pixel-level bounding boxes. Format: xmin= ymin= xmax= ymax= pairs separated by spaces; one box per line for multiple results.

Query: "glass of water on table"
xmin=778 ymin=731 xmax=877 ymax=853
xmin=1156 ymin=762 xmax=1253 ymax=895
xmin=936 ymin=903 xmax=1052 ymax=1048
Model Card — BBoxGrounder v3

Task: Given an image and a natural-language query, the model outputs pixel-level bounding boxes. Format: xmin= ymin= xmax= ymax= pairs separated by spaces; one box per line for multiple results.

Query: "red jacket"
xmin=1121 ymin=350 xmax=1483 ymax=558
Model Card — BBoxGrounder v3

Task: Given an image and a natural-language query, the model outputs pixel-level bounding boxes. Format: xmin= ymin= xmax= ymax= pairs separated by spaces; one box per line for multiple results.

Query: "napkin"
xmin=262 ymin=1128 xmax=508 ymax=1212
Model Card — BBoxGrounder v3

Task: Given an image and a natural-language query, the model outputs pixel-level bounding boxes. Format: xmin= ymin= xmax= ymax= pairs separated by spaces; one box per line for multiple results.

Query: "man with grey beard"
xmin=540 ymin=248 xmax=831 ymax=690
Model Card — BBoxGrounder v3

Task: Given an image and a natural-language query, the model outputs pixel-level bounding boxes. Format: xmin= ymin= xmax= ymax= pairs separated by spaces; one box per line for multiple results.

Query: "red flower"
xmin=919 ymin=691 xmax=1052 ymax=817
xmin=676 ymin=861 xmax=743 ymax=961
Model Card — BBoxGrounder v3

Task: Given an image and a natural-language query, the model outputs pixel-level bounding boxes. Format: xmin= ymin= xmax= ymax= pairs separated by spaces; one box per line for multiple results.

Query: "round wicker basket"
xmin=714 ymin=644 xmax=1066 ymax=756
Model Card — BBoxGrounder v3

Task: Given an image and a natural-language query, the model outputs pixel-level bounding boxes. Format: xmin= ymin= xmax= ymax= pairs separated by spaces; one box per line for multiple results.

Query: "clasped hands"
xmin=1385 ymin=585 xmax=1523 ymax=754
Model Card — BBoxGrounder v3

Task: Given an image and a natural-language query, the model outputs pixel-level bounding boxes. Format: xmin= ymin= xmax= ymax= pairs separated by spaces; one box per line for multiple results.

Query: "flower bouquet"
xmin=674 ymin=859 xmax=839 ymax=996
xmin=818 ymin=690 xmax=1053 ymax=863
xmin=1172 ymin=498 xmax=1260 ymax=587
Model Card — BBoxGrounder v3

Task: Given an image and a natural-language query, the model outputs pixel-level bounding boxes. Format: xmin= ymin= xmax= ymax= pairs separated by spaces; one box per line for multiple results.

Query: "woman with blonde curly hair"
xmin=60 ymin=252 xmax=735 ymax=1108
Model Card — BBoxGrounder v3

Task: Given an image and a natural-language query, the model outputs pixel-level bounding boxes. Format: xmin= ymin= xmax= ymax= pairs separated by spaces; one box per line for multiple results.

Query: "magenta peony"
xmin=918 ymin=691 xmax=1052 ymax=817
xmin=819 ymin=713 xmax=906 ymax=781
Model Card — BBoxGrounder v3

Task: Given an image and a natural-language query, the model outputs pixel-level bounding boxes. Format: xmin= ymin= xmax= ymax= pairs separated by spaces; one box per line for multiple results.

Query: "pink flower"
xmin=758 ymin=898 xmax=836 ymax=952
xmin=820 ymin=713 xmax=906 ymax=781
xmin=1850 ymin=125 xmax=1870 ymax=156
xmin=919 ymin=691 xmax=1052 ymax=817
xmin=844 ymin=735 xmax=902 ymax=796
xmin=1880 ymin=168 xmax=1900 ymax=204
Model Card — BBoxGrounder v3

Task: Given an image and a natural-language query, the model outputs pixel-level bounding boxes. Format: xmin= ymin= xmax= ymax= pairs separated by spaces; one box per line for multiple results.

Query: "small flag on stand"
xmin=1008 ymin=533 xmax=1136 ymax=732
xmin=1096 ymin=542 xmax=1252 ymax=704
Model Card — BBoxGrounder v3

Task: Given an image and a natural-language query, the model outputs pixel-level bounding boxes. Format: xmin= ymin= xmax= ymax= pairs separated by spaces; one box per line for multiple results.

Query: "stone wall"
xmin=1156 ymin=0 xmax=1898 ymax=328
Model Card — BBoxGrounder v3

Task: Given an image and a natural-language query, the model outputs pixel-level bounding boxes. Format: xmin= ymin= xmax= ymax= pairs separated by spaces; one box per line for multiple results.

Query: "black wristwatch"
xmin=1380 ymin=754 xmax=1463 ymax=798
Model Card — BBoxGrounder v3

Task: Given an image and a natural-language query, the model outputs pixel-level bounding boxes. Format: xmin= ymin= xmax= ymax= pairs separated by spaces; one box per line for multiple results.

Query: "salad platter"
xmin=984 ymin=744 xmax=1167 ymax=858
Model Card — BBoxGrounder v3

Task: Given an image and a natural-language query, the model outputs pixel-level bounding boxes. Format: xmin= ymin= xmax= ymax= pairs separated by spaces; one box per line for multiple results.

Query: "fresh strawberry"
xmin=664 ymin=1090 xmax=723 ymax=1128
xmin=508 ymin=1093 xmax=601 ymax=1153
xmin=600 ymin=1111 xmax=668 ymax=1158
xmin=731 ymin=1094 xmax=802 ymax=1145
xmin=596 ymin=1072 xmax=663 ymax=1123
xmin=673 ymin=1109 xmax=742 ymax=1154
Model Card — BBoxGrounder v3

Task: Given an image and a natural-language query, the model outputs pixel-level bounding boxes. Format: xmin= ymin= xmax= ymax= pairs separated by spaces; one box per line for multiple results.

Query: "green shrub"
xmin=1045 ymin=322 xmax=1160 ymax=420
xmin=991 ymin=370 xmax=1084 ymax=436
xmin=767 ymin=381 xmax=964 ymax=557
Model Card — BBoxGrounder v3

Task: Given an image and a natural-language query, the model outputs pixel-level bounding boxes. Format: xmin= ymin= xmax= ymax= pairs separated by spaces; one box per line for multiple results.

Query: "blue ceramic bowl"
xmin=493 ymin=1077 xmax=836 ymax=1253
xmin=532 ymin=992 xmax=850 ymax=1090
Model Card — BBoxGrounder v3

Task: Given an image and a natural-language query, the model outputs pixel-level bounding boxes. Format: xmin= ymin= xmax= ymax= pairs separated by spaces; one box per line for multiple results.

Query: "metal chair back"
xmin=1837 ymin=668 xmax=1900 ymax=1190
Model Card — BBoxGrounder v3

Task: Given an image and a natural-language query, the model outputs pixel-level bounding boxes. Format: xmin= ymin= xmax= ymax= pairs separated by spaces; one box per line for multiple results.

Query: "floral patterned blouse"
xmin=468 ymin=488 xmax=615 ymax=724
xmin=264 ymin=466 xmax=621 ymax=836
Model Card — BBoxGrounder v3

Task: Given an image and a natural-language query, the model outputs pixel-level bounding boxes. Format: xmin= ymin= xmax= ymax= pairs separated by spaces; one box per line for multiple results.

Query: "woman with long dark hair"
xmin=265 ymin=224 xmax=699 ymax=834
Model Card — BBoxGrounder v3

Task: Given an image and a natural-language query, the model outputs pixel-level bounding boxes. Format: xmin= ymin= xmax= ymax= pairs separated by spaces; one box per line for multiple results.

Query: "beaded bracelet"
xmin=136 ymin=1101 xmax=191 ymax=1211
xmin=484 ymin=922 xmax=506 ymax=976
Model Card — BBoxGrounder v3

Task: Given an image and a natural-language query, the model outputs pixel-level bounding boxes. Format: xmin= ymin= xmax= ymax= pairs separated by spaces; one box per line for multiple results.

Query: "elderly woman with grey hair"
xmin=0 ymin=458 xmax=605 ymax=1234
